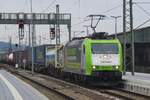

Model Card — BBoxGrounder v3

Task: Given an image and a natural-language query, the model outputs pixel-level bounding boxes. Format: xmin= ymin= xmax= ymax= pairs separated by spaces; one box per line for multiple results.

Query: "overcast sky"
xmin=0 ymin=0 xmax=150 ymax=45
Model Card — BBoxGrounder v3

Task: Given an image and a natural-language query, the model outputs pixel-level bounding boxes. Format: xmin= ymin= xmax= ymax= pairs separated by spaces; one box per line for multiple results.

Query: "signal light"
xmin=50 ymin=28 xmax=55 ymax=40
xmin=15 ymin=44 xmax=18 ymax=47
xmin=17 ymin=20 xmax=24 ymax=29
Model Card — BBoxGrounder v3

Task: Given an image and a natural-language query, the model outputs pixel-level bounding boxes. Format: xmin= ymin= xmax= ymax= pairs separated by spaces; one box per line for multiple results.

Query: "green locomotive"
xmin=63 ymin=38 xmax=123 ymax=82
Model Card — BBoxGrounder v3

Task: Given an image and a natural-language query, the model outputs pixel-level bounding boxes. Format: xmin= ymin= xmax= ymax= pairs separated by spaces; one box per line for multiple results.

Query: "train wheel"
xmin=74 ymin=74 xmax=78 ymax=82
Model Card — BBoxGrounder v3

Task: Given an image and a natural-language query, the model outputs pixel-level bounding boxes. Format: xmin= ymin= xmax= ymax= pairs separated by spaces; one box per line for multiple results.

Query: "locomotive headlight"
xmin=93 ymin=66 xmax=96 ymax=69
xmin=116 ymin=66 xmax=119 ymax=69
xmin=103 ymin=55 xmax=107 ymax=58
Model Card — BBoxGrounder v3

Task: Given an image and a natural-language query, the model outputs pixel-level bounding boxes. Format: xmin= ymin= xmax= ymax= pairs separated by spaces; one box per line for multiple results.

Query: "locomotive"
xmin=62 ymin=38 xmax=123 ymax=83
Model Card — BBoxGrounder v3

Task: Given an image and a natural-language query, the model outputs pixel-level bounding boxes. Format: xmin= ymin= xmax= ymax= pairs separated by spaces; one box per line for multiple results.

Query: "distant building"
xmin=109 ymin=26 xmax=150 ymax=73
xmin=109 ymin=26 xmax=150 ymax=43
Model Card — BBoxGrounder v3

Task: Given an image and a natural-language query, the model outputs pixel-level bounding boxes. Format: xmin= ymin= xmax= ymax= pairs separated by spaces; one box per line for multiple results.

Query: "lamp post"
xmin=111 ymin=16 xmax=121 ymax=38
xmin=83 ymin=25 xmax=90 ymax=36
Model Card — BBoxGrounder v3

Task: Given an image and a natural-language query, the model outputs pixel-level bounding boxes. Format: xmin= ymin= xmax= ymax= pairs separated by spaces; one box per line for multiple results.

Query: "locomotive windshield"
xmin=92 ymin=43 xmax=118 ymax=54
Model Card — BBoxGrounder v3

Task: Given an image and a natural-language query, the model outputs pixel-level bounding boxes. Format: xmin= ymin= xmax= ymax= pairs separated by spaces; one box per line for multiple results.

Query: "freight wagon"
xmin=28 ymin=44 xmax=63 ymax=72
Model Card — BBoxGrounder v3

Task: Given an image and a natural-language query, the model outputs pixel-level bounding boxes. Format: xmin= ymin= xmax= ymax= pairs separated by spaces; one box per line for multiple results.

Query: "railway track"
xmin=0 ymin=64 xmax=115 ymax=100
xmin=0 ymin=64 xmax=73 ymax=100
xmin=97 ymin=88 xmax=150 ymax=100
xmin=1 ymin=64 xmax=150 ymax=100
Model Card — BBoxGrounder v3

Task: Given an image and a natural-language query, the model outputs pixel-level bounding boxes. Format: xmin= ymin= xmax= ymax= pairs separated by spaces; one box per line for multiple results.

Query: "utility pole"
xmin=123 ymin=0 xmax=126 ymax=75
xmin=25 ymin=31 xmax=28 ymax=46
xmin=68 ymin=21 xmax=71 ymax=41
xmin=123 ymin=0 xmax=134 ymax=75
xmin=83 ymin=25 xmax=90 ymax=36
xmin=111 ymin=16 xmax=121 ymax=38
xmin=18 ymin=19 xmax=24 ymax=68
xmin=56 ymin=4 xmax=60 ymax=45
xmin=28 ymin=24 xmax=31 ymax=47
xmin=39 ymin=35 xmax=41 ymax=45
xmin=55 ymin=4 xmax=60 ymax=68
xmin=30 ymin=0 xmax=36 ymax=46
xmin=9 ymin=36 xmax=12 ymax=53
xmin=30 ymin=0 xmax=34 ymax=75
xmin=130 ymin=0 xmax=135 ymax=75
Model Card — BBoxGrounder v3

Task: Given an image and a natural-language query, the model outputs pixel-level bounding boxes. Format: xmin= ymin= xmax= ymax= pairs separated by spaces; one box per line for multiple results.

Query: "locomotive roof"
xmin=66 ymin=38 xmax=120 ymax=47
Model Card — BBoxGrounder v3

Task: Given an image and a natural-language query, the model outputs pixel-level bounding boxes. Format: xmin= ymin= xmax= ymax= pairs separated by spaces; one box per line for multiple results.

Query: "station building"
xmin=109 ymin=26 xmax=150 ymax=73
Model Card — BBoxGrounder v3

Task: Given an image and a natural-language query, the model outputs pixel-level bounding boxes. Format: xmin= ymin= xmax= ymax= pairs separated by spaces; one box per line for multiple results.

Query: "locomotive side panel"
xmin=63 ymin=40 xmax=83 ymax=74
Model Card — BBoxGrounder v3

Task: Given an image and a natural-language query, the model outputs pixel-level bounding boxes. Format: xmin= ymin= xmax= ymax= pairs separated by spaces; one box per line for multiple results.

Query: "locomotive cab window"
xmin=91 ymin=43 xmax=118 ymax=54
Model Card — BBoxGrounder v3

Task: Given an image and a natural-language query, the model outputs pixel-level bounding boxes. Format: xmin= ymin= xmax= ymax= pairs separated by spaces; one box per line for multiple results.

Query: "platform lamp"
xmin=111 ymin=16 xmax=121 ymax=39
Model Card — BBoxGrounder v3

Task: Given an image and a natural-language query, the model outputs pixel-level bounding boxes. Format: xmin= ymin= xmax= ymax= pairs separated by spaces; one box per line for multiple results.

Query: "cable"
xmin=131 ymin=1 xmax=150 ymax=29
xmin=63 ymin=1 xmax=78 ymax=12
xmin=102 ymin=4 xmax=122 ymax=14
xmin=134 ymin=2 xmax=150 ymax=4
xmin=71 ymin=4 xmax=122 ymax=28
xmin=41 ymin=0 xmax=57 ymax=13
xmin=134 ymin=3 xmax=150 ymax=17
xmin=22 ymin=0 xmax=28 ymax=12
xmin=71 ymin=19 xmax=90 ymax=28
xmin=134 ymin=18 xmax=150 ymax=30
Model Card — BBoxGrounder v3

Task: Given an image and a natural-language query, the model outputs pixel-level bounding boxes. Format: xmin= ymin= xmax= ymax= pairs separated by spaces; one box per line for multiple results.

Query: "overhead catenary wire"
xmin=102 ymin=4 xmax=123 ymax=14
xmin=41 ymin=0 xmax=57 ymax=13
xmin=134 ymin=3 xmax=150 ymax=17
xmin=133 ymin=2 xmax=150 ymax=29
xmin=134 ymin=18 xmax=150 ymax=30
xmin=63 ymin=0 xmax=79 ymax=12
xmin=22 ymin=0 xmax=28 ymax=12
xmin=71 ymin=19 xmax=90 ymax=28
xmin=133 ymin=2 xmax=150 ymax=4
xmin=71 ymin=4 xmax=122 ymax=28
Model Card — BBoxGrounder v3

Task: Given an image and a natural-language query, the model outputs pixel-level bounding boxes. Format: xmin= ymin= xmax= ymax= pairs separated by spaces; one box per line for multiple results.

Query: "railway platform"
xmin=0 ymin=70 xmax=49 ymax=100
xmin=122 ymin=72 xmax=150 ymax=97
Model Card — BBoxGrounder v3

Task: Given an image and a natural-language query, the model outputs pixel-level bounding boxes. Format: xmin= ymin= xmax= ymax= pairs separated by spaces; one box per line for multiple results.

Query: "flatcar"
xmin=62 ymin=38 xmax=123 ymax=83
